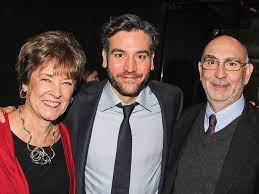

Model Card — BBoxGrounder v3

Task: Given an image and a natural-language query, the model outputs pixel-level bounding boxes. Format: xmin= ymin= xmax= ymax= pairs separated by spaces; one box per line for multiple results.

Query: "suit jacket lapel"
xmin=149 ymin=81 xmax=180 ymax=193
xmin=75 ymin=80 xmax=107 ymax=194
xmin=214 ymin=105 xmax=257 ymax=194
xmin=155 ymin=88 xmax=170 ymax=192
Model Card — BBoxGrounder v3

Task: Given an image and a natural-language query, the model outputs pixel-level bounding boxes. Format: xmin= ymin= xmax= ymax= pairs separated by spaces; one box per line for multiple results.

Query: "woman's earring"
xmin=19 ymin=89 xmax=27 ymax=99
xmin=70 ymin=97 xmax=73 ymax=104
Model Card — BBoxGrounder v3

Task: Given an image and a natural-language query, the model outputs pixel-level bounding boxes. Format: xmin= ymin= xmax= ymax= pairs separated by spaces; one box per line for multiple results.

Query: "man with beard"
xmin=0 ymin=14 xmax=182 ymax=194
xmin=61 ymin=14 xmax=183 ymax=194
xmin=163 ymin=35 xmax=259 ymax=194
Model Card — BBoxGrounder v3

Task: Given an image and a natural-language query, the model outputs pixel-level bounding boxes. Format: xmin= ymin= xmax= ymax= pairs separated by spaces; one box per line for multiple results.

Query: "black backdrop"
xmin=1 ymin=1 xmax=259 ymax=109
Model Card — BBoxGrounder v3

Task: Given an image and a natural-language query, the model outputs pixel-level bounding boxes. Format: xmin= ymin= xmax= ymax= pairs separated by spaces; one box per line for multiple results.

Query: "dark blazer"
xmin=163 ymin=103 xmax=259 ymax=194
xmin=64 ymin=79 xmax=183 ymax=194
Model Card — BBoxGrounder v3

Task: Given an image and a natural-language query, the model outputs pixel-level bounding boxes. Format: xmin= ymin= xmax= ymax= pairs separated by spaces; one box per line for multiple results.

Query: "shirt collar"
xmin=205 ymin=94 xmax=245 ymax=132
xmin=135 ymin=86 xmax=152 ymax=111
xmin=98 ymin=82 xmax=152 ymax=112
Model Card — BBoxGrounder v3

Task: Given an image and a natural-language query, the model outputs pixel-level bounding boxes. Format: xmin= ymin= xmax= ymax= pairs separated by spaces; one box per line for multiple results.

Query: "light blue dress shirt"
xmin=204 ymin=94 xmax=245 ymax=133
xmin=85 ymin=82 xmax=163 ymax=194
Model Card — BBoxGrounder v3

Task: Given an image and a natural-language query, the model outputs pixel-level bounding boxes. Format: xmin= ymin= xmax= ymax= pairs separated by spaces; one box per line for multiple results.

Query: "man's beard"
xmin=107 ymin=68 xmax=150 ymax=97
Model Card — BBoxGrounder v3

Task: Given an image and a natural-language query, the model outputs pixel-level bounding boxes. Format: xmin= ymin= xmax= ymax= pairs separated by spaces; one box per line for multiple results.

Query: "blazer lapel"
xmin=157 ymin=89 xmax=171 ymax=192
xmin=214 ymin=105 xmax=257 ymax=194
xmin=75 ymin=81 xmax=107 ymax=194
xmin=148 ymin=81 xmax=180 ymax=193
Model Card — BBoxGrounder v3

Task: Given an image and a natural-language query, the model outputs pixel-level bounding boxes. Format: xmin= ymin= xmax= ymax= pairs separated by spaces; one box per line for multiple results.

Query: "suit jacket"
xmin=163 ymin=103 xmax=259 ymax=194
xmin=64 ymin=79 xmax=183 ymax=194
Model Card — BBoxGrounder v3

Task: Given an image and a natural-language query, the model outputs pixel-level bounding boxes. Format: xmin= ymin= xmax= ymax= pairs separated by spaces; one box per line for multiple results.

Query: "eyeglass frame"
xmin=200 ymin=57 xmax=248 ymax=71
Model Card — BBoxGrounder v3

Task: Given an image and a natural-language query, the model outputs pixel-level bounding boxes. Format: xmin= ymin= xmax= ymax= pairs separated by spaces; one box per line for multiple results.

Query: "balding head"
xmin=202 ymin=35 xmax=248 ymax=63
xmin=198 ymin=35 xmax=254 ymax=112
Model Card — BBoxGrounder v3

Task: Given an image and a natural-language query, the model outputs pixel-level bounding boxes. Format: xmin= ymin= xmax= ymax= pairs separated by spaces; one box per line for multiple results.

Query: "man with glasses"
xmin=163 ymin=35 xmax=259 ymax=194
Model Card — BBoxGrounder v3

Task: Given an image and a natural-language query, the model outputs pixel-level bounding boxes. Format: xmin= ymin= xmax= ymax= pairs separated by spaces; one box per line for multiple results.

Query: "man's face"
xmin=102 ymin=30 xmax=154 ymax=103
xmin=198 ymin=36 xmax=253 ymax=111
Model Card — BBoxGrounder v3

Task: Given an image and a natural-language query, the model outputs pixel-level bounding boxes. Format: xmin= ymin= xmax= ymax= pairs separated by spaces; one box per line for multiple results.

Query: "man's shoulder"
xmin=148 ymin=80 xmax=184 ymax=117
xmin=178 ymin=103 xmax=205 ymax=121
xmin=148 ymin=80 xmax=182 ymax=95
xmin=183 ymin=103 xmax=204 ymax=113
xmin=75 ymin=80 xmax=107 ymax=96
xmin=68 ymin=80 xmax=106 ymax=110
xmin=64 ymin=81 xmax=106 ymax=123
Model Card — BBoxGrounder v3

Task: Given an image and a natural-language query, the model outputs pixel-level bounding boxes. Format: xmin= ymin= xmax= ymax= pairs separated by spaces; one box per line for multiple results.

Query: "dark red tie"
xmin=207 ymin=114 xmax=217 ymax=135
xmin=111 ymin=103 xmax=137 ymax=194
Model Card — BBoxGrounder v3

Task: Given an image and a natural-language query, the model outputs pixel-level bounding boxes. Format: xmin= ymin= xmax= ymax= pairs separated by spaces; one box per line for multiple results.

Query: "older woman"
xmin=0 ymin=31 xmax=85 ymax=194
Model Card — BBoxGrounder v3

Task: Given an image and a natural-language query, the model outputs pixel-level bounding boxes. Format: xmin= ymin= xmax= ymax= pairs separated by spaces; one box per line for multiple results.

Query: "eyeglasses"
xmin=201 ymin=58 xmax=247 ymax=71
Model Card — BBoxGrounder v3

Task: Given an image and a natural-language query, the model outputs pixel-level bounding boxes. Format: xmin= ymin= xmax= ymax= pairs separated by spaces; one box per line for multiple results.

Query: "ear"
xmin=102 ymin=49 xmax=108 ymax=68
xmin=244 ymin=63 xmax=254 ymax=85
xmin=150 ymin=54 xmax=155 ymax=70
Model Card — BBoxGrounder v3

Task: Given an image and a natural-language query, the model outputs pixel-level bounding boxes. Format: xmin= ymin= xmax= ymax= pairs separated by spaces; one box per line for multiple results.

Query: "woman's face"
xmin=23 ymin=63 xmax=74 ymax=122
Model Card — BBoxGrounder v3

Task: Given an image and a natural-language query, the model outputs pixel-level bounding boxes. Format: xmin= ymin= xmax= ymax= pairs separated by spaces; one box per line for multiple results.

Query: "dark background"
xmin=1 ymin=0 xmax=259 ymax=109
